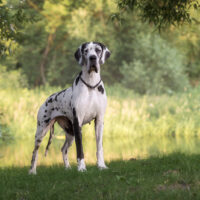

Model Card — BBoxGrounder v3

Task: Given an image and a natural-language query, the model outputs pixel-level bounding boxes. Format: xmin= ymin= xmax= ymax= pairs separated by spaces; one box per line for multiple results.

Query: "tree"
xmin=114 ymin=0 xmax=200 ymax=29
xmin=0 ymin=0 xmax=46 ymax=56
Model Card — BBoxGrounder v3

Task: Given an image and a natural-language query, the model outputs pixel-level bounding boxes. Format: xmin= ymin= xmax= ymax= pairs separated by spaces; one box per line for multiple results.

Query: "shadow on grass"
xmin=1 ymin=153 xmax=200 ymax=200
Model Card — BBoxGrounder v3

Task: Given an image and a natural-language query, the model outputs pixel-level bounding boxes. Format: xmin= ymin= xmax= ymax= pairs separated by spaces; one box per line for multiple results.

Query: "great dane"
xmin=29 ymin=42 xmax=111 ymax=174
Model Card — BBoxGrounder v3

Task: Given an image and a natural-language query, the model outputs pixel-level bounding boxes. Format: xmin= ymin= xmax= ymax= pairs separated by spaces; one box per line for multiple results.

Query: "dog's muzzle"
xmin=88 ymin=55 xmax=98 ymax=73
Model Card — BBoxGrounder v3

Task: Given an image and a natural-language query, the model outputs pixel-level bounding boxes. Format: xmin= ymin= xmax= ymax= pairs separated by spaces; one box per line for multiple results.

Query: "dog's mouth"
xmin=88 ymin=64 xmax=98 ymax=74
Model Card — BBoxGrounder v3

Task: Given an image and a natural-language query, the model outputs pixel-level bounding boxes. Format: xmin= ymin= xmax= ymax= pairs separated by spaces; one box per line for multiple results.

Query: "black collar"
xmin=80 ymin=76 xmax=102 ymax=89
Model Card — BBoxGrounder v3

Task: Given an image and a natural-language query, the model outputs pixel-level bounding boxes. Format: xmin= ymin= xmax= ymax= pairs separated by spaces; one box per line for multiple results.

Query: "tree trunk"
xmin=40 ymin=33 xmax=55 ymax=85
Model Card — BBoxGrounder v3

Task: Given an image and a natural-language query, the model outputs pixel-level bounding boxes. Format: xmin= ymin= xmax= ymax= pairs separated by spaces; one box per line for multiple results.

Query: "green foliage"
xmin=116 ymin=0 xmax=200 ymax=29
xmin=0 ymin=66 xmax=28 ymax=89
xmin=0 ymin=0 xmax=43 ymax=56
xmin=167 ymin=15 xmax=200 ymax=82
xmin=120 ymin=33 xmax=189 ymax=94
xmin=1 ymin=0 xmax=198 ymax=93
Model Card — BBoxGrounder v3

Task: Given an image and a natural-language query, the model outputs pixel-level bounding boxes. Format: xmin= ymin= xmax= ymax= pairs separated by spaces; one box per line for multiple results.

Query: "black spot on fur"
xmin=73 ymin=108 xmax=84 ymax=159
xmin=49 ymin=92 xmax=56 ymax=98
xmin=51 ymin=108 xmax=54 ymax=111
xmin=75 ymin=71 xmax=82 ymax=86
xmin=62 ymin=111 xmax=67 ymax=115
xmin=44 ymin=118 xmax=51 ymax=124
xmin=98 ymin=85 xmax=104 ymax=94
xmin=81 ymin=42 xmax=89 ymax=54
xmin=37 ymin=139 xmax=41 ymax=143
xmin=37 ymin=120 xmax=40 ymax=126
xmin=48 ymin=98 xmax=53 ymax=103
xmin=56 ymin=107 xmax=59 ymax=111
xmin=93 ymin=42 xmax=105 ymax=50
xmin=45 ymin=110 xmax=47 ymax=113
xmin=44 ymin=115 xmax=46 ymax=118
xmin=55 ymin=89 xmax=66 ymax=101
xmin=45 ymin=102 xmax=48 ymax=107
xmin=75 ymin=76 xmax=80 ymax=85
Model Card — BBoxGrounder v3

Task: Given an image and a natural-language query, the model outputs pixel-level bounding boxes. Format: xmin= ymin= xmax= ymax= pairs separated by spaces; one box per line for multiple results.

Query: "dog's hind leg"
xmin=29 ymin=127 xmax=44 ymax=175
xmin=61 ymin=133 xmax=74 ymax=169
xmin=56 ymin=116 xmax=74 ymax=169
xmin=29 ymin=120 xmax=55 ymax=175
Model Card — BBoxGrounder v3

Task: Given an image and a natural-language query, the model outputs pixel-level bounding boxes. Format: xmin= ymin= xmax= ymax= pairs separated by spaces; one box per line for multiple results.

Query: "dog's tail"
xmin=45 ymin=124 xmax=55 ymax=157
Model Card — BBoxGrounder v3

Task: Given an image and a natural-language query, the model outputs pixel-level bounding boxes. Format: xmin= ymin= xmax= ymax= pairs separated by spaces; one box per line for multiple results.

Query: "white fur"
xmin=95 ymin=118 xmax=108 ymax=169
xmin=77 ymin=159 xmax=86 ymax=172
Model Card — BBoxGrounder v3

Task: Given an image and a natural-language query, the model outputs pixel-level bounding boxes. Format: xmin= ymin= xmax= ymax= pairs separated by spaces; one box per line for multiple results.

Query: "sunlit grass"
xmin=1 ymin=83 xmax=200 ymax=167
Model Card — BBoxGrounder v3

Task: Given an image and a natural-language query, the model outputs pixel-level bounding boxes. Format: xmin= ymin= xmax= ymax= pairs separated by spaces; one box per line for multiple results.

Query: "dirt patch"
xmin=155 ymin=182 xmax=190 ymax=192
xmin=163 ymin=170 xmax=179 ymax=176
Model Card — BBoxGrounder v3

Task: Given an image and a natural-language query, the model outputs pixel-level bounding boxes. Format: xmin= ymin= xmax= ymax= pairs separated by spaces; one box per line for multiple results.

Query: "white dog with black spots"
xmin=29 ymin=42 xmax=111 ymax=174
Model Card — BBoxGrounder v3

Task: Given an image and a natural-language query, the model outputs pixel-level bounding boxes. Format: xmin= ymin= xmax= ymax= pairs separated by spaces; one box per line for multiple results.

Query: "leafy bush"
xmin=0 ymin=66 xmax=28 ymax=89
xmin=120 ymin=34 xmax=189 ymax=94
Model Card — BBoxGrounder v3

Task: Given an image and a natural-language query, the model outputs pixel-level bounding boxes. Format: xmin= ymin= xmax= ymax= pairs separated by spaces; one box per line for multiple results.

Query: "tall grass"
xmin=1 ymin=69 xmax=200 ymax=167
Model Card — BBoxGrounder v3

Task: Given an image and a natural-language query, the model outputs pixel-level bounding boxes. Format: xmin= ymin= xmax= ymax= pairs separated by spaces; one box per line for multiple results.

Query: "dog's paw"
xmin=64 ymin=160 xmax=71 ymax=170
xmin=65 ymin=164 xmax=71 ymax=170
xmin=78 ymin=167 xmax=87 ymax=172
xmin=97 ymin=159 xmax=108 ymax=170
xmin=29 ymin=168 xmax=37 ymax=175
xmin=98 ymin=164 xmax=108 ymax=170
xmin=77 ymin=159 xmax=87 ymax=172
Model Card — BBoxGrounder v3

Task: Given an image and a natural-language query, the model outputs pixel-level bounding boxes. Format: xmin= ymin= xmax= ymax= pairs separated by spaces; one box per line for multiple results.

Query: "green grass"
xmin=1 ymin=153 xmax=200 ymax=200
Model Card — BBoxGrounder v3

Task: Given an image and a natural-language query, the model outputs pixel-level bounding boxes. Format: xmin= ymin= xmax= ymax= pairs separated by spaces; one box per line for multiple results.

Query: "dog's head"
xmin=74 ymin=42 xmax=111 ymax=74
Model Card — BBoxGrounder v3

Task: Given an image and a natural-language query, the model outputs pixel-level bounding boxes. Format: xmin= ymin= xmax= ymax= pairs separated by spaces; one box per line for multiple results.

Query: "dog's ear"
xmin=99 ymin=43 xmax=111 ymax=65
xmin=74 ymin=43 xmax=89 ymax=66
xmin=74 ymin=47 xmax=82 ymax=65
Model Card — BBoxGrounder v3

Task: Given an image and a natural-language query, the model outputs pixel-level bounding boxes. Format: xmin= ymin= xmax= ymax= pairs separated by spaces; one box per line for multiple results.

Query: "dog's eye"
xmin=84 ymin=49 xmax=88 ymax=54
xmin=95 ymin=48 xmax=101 ymax=53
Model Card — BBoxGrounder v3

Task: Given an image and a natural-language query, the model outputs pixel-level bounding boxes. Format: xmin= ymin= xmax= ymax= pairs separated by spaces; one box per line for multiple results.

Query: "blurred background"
xmin=1 ymin=0 xmax=200 ymax=167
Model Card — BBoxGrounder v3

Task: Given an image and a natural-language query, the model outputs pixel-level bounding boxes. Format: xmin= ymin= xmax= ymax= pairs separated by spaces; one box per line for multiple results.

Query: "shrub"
xmin=120 ymin=34 xmax=189 ymax=94
xmin=0 ymin=66 xmax=28 ymax=89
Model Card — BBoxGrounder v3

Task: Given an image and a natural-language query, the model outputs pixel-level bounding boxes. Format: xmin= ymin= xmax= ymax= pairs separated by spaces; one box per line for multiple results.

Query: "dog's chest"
xmin=83 ymin=93 xmax=102 ymax=123
xmin=72 ymin=87 xmax=106 ymax=125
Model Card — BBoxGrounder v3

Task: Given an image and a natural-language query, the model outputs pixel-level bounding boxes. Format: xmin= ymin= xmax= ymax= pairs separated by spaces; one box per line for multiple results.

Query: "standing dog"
xmin=29 ymin=42 xmax=111 ymax=174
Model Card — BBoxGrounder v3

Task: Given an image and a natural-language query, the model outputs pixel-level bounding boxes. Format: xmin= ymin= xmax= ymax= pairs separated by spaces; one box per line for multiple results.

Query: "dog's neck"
xmin=81 ymin=67 xmax=101 ymax=86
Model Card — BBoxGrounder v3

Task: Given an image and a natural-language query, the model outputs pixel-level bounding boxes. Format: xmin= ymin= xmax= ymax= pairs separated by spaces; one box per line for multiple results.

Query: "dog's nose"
xmin=89 ymin=55 xmax=96 ymax=61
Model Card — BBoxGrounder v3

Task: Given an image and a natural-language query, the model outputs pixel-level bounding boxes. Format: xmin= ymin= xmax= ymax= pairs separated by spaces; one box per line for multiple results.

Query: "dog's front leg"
xmin=95 ymin=118 xmax=107 ymax=169
xmin=73 ymin=108 xmax=86 ymax=172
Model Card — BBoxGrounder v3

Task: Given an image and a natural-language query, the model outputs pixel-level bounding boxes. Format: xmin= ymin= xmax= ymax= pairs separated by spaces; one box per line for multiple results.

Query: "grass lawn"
xmin=1 ymin=153 xmax=200 ymax=200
